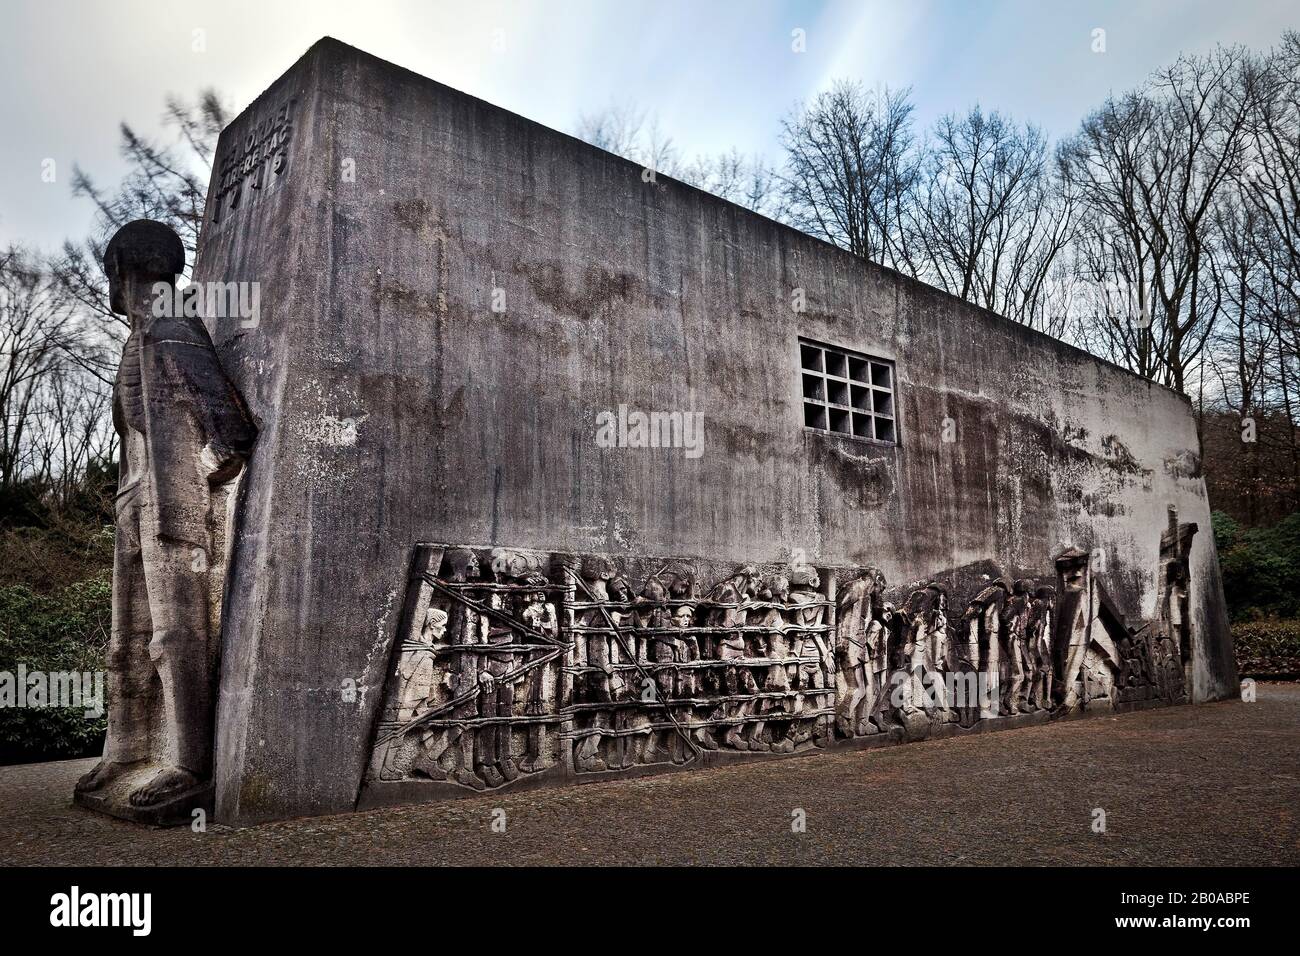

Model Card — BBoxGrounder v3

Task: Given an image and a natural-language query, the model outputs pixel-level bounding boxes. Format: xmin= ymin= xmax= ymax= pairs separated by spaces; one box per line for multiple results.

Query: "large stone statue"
xmin=74 ymin=220 xmax=257 ymax=821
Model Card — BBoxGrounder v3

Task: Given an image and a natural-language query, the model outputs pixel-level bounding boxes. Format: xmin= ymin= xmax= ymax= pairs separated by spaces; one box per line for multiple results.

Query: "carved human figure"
xmin=835 ymin=567 xmax=885 ymax=736
xmin=378 ymin=603 xmax=449 ymax=782
xmin=669 ymin=602 xmax=701 ymax=763
xmin=864 ymin=602 xmax=896 ymax=731
xmin=1157 ymin=508 xmax=1198 ymax=691
xmin=1052 ymin=548 xmax=1094 ymax=710
xmin=636 ymin=563 xmax=695 ymax=762
xmin=1001 ymin=579 xmax=1035 ymax=715
xmin=577 ymin=557 xmax=616 ymax=702
xmin=520 ymin=585 xmax=558 ymax=774
xmin=607 ymin=572 xmax=639 ymax=667
xmin=435 ymin=547 xmax=488 ymax=789
xmin=709 ymin=566 xmax=760 ymax=750
xmin=745 ymin=573 xmax=791 ymax=751
xmin=756 ymin=574 xmax=792 ymax=694
xmin=897 ymin=584 xmax=949 ymax=721
xmin=899 ymin=588 xmax=931 ymax=717
xmin=923 ymin=587 xmax=953 ymax=721
xmin=573 ymin=561 xmax=614 ymax=772
xmin=603 ymin=572 xmax=642 ymax=768
xmin=474 ymin=547 xmax=538 ymax=787
xmin=788 ymin=565 xmax=831 ymax=747
xmin=396 ymin=607 xmax=447 ymax=720
xmin=1026 ymin=585 xmax=1056 ymax=710
xmin=961 ymin=580 xmax=1009 ymax=720
xmin=639 ymin=563 xmax=696 ymax=701
xmin=76 ymin=220 xmax=257 ymax=812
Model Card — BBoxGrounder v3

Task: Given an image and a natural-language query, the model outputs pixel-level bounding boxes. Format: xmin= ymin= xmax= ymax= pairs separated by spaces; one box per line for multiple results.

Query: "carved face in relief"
xmin=765 ymin=575 xmax=790 ymax=603
xmin=582 ymin=557 xmax=616 ymax=582
xmin=490 ymin=548 xmax=541 ymax=582
xmin=443 ymin=548 xmax=480 ymax=582
xmin=422 ymin=607 xmax=448 ymax=643
xmin=608 ymin=575 xmax=633 ymax=603
xmin=790 ymin=566 xmax=819 ymax=591
xmin=1055 ymin=549 xmax=1090 ymax=591
xmin=664 ymin=564 xmax=695 ymax=598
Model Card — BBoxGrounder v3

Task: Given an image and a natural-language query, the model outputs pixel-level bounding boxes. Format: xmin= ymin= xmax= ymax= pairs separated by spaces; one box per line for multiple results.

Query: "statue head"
xmin=103 ymin=220 xmax=185 ymax=316
xmin=858 ymin=566 xmax=886 ymax=591
xmin=442 ymin=547 xmax=480 ymax=582
xmin=790 ymin=565 xmax=820 ymax=590
xmin=1055 ymin=547 xmax=1091 ymax=591
xmin=422 ymin=607 xmax=449 ymax=642
xmin=661 ymin=562 xmax=696 ymax=598
xmin=724 ymin=564 xmax=759 ymax=595
xmin=763 ymin=573 xmax=790 ymax=603
xmin=490 ymin=547 xmax=542 ymax=582
xmin=608 ymin=573 xmax=634 ymax=603
xmin=581 ymin=556 xmax=616 ymax=582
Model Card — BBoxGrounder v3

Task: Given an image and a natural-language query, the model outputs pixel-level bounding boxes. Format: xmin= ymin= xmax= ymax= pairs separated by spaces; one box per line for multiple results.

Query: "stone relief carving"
xmin=370 ymin=549 xmax=840 ymax=790
xmin=368 ymin=526 xmax=1198 ymax=794
xmin=74 ymin=220 xmax=257 ymax=822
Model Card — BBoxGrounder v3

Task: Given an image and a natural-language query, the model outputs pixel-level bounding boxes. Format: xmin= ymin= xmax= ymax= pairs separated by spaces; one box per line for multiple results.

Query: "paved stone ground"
xmin=1 ymin=684 xmax=1296 ymax=866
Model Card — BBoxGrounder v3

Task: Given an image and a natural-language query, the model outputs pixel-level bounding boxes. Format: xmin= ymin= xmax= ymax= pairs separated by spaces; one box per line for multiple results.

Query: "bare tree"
xmin=574 ymin=103 xmax=782 ymax=216
xmin=1240 ymin=32 xmax=1300 ymax=321
xmin=1 ymin=90 xmax=227 ymax=530
xmin=0 ymin=248 xmax=84 ymax=499
xmin=779 ymin=81 xmax=920 ymax=270
xmin=1060 ymin=46 xmax=1255 ymax=394
xmin=677 ymin=148 xmax=784 ymax=219
xmin=50 ymin=89 xmax=228 ymax=352
xmin=908 ymin=106 xmax=1073 ymax=327
xmin=574 ymin=101 xmax=682 ymax=179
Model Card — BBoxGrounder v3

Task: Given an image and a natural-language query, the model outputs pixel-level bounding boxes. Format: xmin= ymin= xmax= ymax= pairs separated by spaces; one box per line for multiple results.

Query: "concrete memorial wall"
xmin=83 ymin=38 xmax=1237 ymax=826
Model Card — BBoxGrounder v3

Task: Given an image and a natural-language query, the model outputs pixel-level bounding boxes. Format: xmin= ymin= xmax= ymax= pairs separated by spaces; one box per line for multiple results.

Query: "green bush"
xmin=1232 ymin=618 xmax=1300 ymax=677
xmin=1213 ymin=510 xmax=1300 ymax=621
xmin=0 ymin=577 xmax=110 ymax=763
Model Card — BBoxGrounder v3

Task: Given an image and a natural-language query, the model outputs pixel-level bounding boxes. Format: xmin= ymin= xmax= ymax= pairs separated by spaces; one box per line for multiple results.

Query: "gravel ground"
xmin=2 ymin=684 xmax=1296 ymax=866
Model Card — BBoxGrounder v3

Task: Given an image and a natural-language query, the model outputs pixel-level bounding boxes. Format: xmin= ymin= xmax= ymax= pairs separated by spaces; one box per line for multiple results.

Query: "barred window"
xmin=799 ymin=339 xmax=897 ymax=444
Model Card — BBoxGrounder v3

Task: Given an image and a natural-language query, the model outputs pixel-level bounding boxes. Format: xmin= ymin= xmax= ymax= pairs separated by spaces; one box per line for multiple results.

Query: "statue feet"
xmin=453 ymin=768 xmax=487 ymax=791
xmin=723 ymin=731 xmax=748 ymax=750
xmin=478 ymin=764 xmax=506 ymax=788
xmin=75 ymin=758 xmax=137 ymax=794
xmin=128 ymin=766 xmax=203 ymax=807
xmin=518 ymin=756 xmax=545 ymax=774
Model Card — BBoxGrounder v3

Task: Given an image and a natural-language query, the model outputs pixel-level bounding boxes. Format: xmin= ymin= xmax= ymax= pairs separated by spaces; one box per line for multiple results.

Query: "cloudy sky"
xmin=1 ymin=0 xmax=1296 ymax=251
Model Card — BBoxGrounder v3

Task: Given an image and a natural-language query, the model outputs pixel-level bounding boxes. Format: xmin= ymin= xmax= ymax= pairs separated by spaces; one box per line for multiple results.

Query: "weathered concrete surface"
xmin=193 ymin=38 xmax=1234 ymax=824
xmin=4 ymin=685 xmax=1294 ymax=865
